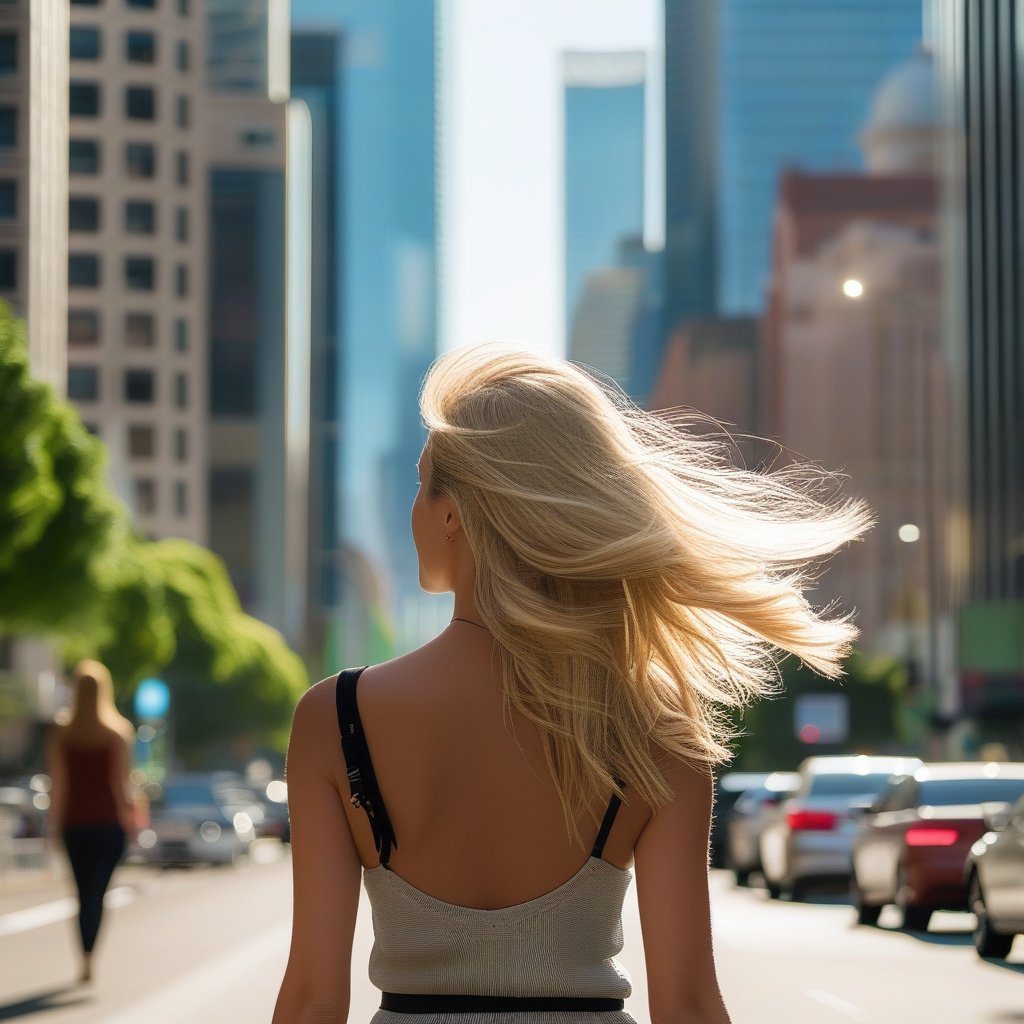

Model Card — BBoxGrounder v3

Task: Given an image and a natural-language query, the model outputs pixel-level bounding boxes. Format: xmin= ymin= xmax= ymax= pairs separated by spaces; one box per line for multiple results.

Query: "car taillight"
xmin=905 ymin=827 xmax=960 ymax=847
xmin=787 ymin=809 xmax=837 ymax=831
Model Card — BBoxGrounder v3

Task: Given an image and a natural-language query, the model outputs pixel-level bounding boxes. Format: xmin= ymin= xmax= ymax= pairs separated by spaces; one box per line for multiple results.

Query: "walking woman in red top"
xmin=45 ymin=659 xmax=138 ymax=985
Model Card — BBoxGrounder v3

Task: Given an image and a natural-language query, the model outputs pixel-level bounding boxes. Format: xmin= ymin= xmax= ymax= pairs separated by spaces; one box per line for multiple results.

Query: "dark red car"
xmin=850 ymin=762 xmax=1024 ymax=932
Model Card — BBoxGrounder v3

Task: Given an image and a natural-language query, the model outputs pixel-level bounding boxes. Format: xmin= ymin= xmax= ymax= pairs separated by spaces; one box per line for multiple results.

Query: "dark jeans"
xmin=62 ymin=821 xmax=126 ymax=954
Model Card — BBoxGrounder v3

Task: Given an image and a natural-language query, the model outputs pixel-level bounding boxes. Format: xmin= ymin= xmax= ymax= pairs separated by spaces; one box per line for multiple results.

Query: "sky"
xmin=441 ymin=0 xmax=663 ymax=360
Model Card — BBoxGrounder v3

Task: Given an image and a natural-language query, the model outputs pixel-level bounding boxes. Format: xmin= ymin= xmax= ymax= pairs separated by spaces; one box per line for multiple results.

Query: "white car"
xmin=759 ymin=754 xmax=922 ymax=900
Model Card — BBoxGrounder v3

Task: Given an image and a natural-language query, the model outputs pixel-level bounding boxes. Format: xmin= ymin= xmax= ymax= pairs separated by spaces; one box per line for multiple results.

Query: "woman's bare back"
xmin=335 ymin=627 xmax=653 ymax=912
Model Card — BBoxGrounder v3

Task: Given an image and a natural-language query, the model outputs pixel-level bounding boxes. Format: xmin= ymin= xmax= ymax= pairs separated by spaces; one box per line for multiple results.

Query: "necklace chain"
xmin=450 ymin=616 xmax=490 ymax=632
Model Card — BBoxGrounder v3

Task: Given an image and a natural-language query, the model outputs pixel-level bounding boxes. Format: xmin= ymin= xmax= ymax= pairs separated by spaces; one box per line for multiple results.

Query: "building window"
xmin=69 ymin=196 xmax=100 ymax=232
xmin=125 ymin=31 xmax=156 ymax=64
xmin=83 ymin=422 xmax=100 ymax=436
xmin=175 ymin=207 xmax=188 ymax=242
xmin=176 ymin=94 xmax=190 ymax=128
xmin=68 ymin=365 xmax=99 ymax=401
xmin=125 ymin=86 xmax=156 ymax=120
xmin=174 ymin=480 xmax=187 ymax=517
xmin=177 ymin=0 xmax=188 ymax=14
xmin=0 ymin=248 xmax=15 ymax=289
xmin=134 ymin=478 xmax=156 ymax=516
xmin=69 ymin=254 xmax=99 ymax=288
xmin=124 ymin=200 xmax=155 ymax=234
xmin=174 ymin=427 xmax=187 ymax=462
xmin=175 ymin=150 xmax=189 ymax=186
xmin=70 ymin=138 xmax=100 ymax=174
xmin=125 ymin=256 xmax=154 ymax=291
xmin=0 ymin=33 xmax=17 ymax=73
xmin=174 ymin=371 xmax=188 ymax=408
xmin=175 ymin=263 xmax=187 ymax=297
xmin=70 ymin=81 xmax=100 ymax=117
xmin=0 ymin=106 xmax=16 ymax=147
xmin=125 ymin=312 xmax=155 ymax=347
xmin=128 ymin=424 xmax=155 ymax=458
xmin=0 ymin=180 xmax=15 ymax=219
xmin=127 ymin=0 xmax=157 ymax=7
xmin=176 ymin=40 xmax=189 ymax=70
xmin=125 ymin=142 xmax=155 ymax=178
xmin=71 ymin=0 xmax=102 ymax=5
xmin=70 ymin=27 xmax=100 ymax=61
xmin=124 ymin=368 xmax=154 ymax=403
xmin=68 ymin=309 xmax=100 ymax=345
xmin=174 ymin=318 xmax=188 ymax=351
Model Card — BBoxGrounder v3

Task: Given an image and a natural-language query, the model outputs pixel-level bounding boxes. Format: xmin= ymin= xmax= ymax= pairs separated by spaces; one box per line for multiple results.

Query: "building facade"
xmin=663 ymin=0 xmax=922 ymax=339
xmin=65 ymin=0 xmax=209 ymax=544
xmin=0 ymin=0 xmax=69 ymax=391
xmin=563 ymin=50 xmax=645 ymax=346
xmin=932 ymin=0 xmax=1024 ymax=755
xmin=205 ymin=1 xmax=312 ymax=652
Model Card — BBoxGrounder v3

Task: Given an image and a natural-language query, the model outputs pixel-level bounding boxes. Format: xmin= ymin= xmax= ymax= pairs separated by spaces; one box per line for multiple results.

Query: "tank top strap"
xmin=335 ymin=666 xmax=399 ymax=868
xmin=590 ymin=775 xmax=626 ymax=861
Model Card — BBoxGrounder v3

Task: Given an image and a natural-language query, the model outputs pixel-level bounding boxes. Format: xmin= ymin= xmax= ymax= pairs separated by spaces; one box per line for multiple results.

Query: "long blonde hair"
xmin=420 ymin=344 xmax=876 ymax=848
xmin=63 ymin=659 xmax=133 ymax=742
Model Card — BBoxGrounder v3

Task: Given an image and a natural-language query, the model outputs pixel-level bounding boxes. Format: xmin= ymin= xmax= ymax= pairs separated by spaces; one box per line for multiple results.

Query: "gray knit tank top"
xmin=336 ymin=667 xmax=638 ymax=1024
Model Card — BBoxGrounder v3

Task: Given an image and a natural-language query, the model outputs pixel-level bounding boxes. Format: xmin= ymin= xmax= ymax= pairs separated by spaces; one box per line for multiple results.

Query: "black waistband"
xmin=380 ymin=993 xmax=626 ymax=1014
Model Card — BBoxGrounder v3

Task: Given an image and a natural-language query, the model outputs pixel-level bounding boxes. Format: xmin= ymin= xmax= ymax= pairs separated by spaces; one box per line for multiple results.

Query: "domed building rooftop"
xmin=860 ymin=44 xmax=938 ymax=174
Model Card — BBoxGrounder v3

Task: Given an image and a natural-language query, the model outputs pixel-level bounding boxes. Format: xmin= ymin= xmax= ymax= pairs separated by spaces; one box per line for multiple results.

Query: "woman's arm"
xmin=272 ymin=677 xmax=363 ymax=1024
xmin=44 ymin=727 xmax=67 ymax=844
xmin=110 ymin=729 xmax=136 ymax=830
xmin=634 ymin=757 xmax=733 ymax=1024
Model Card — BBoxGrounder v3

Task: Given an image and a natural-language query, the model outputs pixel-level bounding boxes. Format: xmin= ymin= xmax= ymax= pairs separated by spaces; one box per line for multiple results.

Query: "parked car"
xmin=759 ymin=754 xmax=922 ymax=900
xmin=850 ymin=761 xmax=1024 ymax=932
xmin=725 ymin=771 xmax=801 ymax=885
xmin=965 ymin=794 xmax=1024 ymax=959
xmin=129 ymin=773 xmax=259 ymax=867
xmin=711 ymin=772 xmax=776 ymax=868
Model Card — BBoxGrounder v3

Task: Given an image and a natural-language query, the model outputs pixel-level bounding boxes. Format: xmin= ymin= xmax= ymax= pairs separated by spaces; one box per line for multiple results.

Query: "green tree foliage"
xmin=0 ymin=303 xmax=307 ymax=761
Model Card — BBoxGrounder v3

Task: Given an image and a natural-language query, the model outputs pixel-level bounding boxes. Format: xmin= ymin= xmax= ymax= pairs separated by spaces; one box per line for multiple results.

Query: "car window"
xmin=157 ymin=782 xmax=216 ymax=808
xmin=917 ymin=778 xmax=1024 ymax=806
xmin=807 ymin=772 xmax=895 ymax=798
xmin=875 ymin=776 xmax=915 ymax=812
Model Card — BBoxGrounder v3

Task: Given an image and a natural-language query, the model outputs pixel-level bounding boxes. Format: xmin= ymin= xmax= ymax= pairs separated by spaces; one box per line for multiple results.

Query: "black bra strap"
xmin=335 ymin=667 xmax=398 ymax=868
xmin=591 ymin=775 xmax=626 ymax=860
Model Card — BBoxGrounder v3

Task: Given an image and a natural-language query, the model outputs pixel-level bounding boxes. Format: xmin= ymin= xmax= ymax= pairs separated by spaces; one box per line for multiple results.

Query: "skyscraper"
xmin=291 ymin=0 xmax=439 ymax=659
xmin=563 ymin=50 xmax=645 ymax=344
xmin=205 ymin=0 xmax=312 ymax=651
xmin=66 ymin=0 xmax=210 ymax=544
xmin=291 ymin=29 xmax=343 ymax=673
xmin=663 ymin=0 xmax=922 ymax=330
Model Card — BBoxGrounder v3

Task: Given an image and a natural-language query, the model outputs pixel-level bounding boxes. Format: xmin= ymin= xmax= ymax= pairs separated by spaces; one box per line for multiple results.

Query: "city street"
xmin=1 ymin=846 xmax=1020 ymax=1023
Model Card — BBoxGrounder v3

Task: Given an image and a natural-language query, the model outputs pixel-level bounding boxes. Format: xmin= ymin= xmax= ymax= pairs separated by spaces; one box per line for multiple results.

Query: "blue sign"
xmin=134 ymin=677 xmax=170 ymax=719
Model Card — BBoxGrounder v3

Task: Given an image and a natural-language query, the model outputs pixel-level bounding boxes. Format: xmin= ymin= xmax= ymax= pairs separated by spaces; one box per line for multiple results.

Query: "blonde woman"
xmin=45 ymin=659 xmax=138 ymax=985
xmin=273 ymin=345 xmax=874 ymax=1024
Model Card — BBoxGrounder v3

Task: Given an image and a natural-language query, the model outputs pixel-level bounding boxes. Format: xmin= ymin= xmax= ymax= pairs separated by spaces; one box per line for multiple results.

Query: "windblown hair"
xmin=420 ymin=343 xmax=876 ymax=848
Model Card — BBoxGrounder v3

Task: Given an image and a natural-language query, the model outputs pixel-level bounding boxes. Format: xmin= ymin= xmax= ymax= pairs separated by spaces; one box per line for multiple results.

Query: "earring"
xmin=445 ymin=533 xmax=453 ymax=542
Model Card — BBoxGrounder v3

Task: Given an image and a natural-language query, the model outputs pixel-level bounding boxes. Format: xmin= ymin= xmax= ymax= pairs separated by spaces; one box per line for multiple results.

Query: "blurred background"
xmin=1 ymin=0 xmax=1021 ymax=786
xmin=2 ymin=0 xmax=1024 ymax=1018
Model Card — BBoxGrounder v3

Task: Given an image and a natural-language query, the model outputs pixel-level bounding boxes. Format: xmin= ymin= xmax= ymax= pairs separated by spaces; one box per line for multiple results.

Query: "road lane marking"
xmin=804 ymin=989 xmax=869 ymax=1021
xmin=0 ymin=885 xmax=136 ymax=938
xmin=102 ymin=922 xmax=291 ymax=1024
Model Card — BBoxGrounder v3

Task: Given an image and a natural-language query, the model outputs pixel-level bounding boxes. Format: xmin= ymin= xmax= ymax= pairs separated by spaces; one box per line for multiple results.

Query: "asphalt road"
xmin=1 ymin=846 xmax=1020 ymax=1022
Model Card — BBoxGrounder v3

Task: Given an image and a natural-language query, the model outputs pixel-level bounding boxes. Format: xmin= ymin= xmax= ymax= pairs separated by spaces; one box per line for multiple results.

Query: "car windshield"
xmin=918 ymin=778 xmax=1024 ymax=806
xmin=808 ymin=772 xmax=895 ymax=797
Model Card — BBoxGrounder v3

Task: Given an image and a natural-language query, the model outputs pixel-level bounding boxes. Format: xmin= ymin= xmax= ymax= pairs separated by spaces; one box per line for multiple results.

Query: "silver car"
xmin=759 ymin=754 xmax=922 ymax=900
xmin=965 ymin=793 xmax=1024 ymax=959
xmin=129 ymin=773 xmax=258 ymax=867
xmin=725 ymin=771 xmax=801 ymax=885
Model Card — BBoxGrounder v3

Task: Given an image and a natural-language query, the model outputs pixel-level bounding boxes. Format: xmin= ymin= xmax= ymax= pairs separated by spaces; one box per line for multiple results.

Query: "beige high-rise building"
xmin=66 ymin=0 xmax=208 ymax=544
xmin=0 ymin=0 xmax=69 ymax=391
